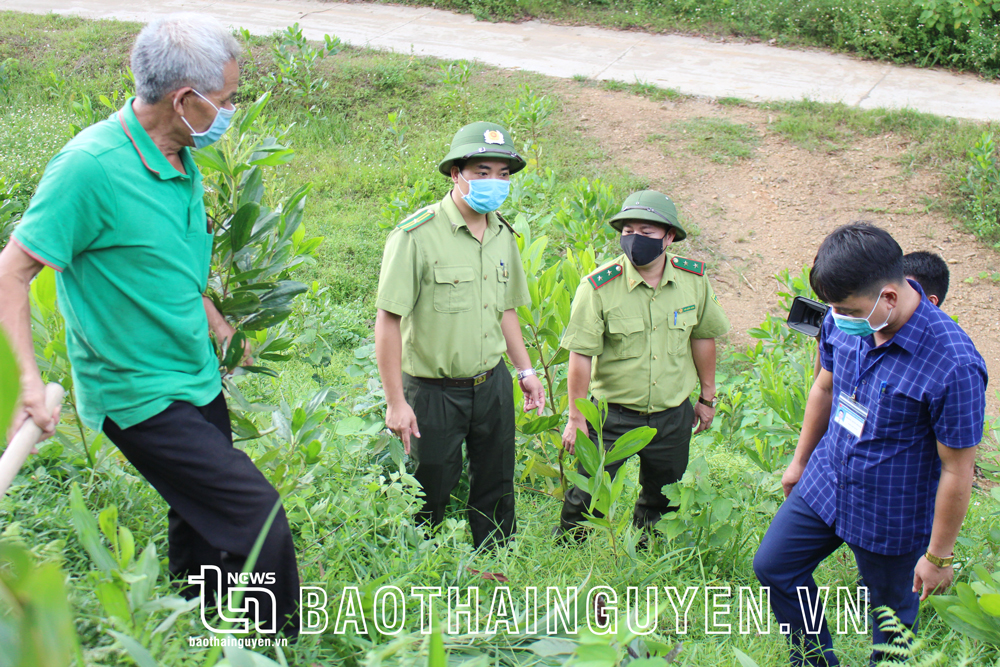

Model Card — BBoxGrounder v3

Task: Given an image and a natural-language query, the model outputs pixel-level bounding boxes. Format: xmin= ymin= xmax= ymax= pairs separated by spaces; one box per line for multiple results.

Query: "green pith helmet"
xmin=438 ymin=122 xmax=526 ymax=176
xmin=608 ymin=190 xmax=687 ymax=241
xmin=608 ymin=190 xmax=686 ymax=241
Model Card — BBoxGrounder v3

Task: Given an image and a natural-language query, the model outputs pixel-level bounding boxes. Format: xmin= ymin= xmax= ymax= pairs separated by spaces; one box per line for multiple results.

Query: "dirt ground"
xmin=558 ymin=83 xmax=1000 ymax=418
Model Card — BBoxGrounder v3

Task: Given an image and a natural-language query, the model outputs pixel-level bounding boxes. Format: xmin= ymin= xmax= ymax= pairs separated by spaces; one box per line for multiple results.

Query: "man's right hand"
xmin=8 ymin=379 xmax=60 ymax=445
xmin=561 ymin=414 xmax=588 ymax=455
xmin=385 ymin=401 xmax=420 ymax=455
xmin=781 ymin=459 xmax=806 ymax=498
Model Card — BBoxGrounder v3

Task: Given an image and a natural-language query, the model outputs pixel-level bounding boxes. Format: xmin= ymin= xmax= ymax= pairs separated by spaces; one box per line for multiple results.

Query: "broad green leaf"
xmin=526 ymin=638 xmax=576 ymax=656
xmin=734 ymin=648 xmax=762 ymax=667
xmin=0 ymin=330 xmax=19 ymax=439
xmin=108 ymin=631 xmax=160 ymax=667
xmin=574 ymin=431 xmax=601 ymax=476
xmin=238 ymin=92 xmax=271 ymax=135
xmin=708 ymin=525 xmax=735 ymax=547
xmin=192 ymin=146 xmax=229 ymax=176
xmin=70 ymin=484 xmax=117 ymax=572
xmin=242 ymin=307 xmax=292 ymax=331
xmin=979 ymin=593 xmax=1000 ymax=617
xmin=229 ymin=201 xmax=260 ymax=253
xmin=238 ymin=167 xmax=264 ymax=208
xmin=428 ymin=617 xmax=447 ymax=667
xmin=96 ymin=580 xmax=132 ymax=623
xmin=259 ymin=281 xmax=308 ymax=309
xmin=519 ymin=415 xmax=561 ymax=435
xmin=575 ymin=398 xmax=600 ymax=431
xmin=118 ymin=525 xmax=135 ymax=567
xmin=221 ymin=292 xmax=261 ymax=318
xmin=606 ymin=426 xmax=656 ymax=465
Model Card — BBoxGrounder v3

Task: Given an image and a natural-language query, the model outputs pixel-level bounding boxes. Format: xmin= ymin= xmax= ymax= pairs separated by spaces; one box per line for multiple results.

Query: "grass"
xmin=2 ymin=11 xmax=1000 ymax=667
xmin=649 ymin=117 xmax=758 ymax=164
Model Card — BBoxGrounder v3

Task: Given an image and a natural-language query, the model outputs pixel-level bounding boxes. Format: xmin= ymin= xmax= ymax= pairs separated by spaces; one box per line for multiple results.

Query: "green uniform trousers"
xmin=402 ymin=360 xmax=516 ymax=549
xmin=561 ymin=399 xmax=694 ymax=531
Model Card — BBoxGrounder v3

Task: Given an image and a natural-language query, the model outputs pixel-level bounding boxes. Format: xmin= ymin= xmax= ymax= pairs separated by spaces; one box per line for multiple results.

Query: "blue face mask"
xmin=831 ymin=291 xmax=892 ymax=337
xmin=181 ymin=90 xmax=235 ymax=149
xmin=459 ymin=173 xmax=510 ymax=214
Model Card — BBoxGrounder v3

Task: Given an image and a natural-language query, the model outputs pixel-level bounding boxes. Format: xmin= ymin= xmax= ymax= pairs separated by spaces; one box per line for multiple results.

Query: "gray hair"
xmin=131 ymin=13 xmax=242 ymax=104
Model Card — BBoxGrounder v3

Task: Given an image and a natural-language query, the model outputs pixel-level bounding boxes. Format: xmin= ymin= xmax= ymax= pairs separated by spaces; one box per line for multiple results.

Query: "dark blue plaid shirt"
xmin=798 ymin=281 xmax=987 ymax=555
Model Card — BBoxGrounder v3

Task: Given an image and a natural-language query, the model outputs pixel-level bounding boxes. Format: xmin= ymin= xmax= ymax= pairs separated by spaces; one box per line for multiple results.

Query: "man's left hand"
xmin=519 ymin=374 xmax=546 ymax=416
xmin=913 ymin=555 xmax=953 ymax=601
xmin=692 ymin=402 xmax=715 ymax=434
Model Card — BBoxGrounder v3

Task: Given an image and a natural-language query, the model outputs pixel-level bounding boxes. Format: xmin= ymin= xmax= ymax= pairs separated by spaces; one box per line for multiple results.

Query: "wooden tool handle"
xmin=0 ymin=383 xmax=64 ymax=499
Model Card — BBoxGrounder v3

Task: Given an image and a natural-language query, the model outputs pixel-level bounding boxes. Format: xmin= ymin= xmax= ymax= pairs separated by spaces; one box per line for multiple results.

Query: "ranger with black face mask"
xmin=555 ymin=190 xmax=730 ymax=542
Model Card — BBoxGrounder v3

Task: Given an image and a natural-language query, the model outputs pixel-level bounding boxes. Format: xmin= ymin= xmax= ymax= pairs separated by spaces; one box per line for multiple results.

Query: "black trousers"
xmin=561 ymin=400 xmax=694 ymax=531
xmin=403 ymin=360 xmax=516 ymax=550
xmin=103 ymin=392 xmax=300 ymax=636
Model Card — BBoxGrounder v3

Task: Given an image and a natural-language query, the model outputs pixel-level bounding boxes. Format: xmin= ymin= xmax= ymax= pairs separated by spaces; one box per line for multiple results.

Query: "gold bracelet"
xmin=925 ymin=551 xmax=954 ymax=568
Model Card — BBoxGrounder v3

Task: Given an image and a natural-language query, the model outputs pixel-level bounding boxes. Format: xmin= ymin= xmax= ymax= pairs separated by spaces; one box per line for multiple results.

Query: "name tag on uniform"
xmin=834 ymin=392 xmax=868 ymax=438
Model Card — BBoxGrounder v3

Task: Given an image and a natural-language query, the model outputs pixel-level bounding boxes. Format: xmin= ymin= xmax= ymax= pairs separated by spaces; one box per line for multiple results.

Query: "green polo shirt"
xmin=376 ymin=193 xmax=530 ymax=379
xmin=13 ymin=98 xmax=220 ymax=431
xmin=561 ymin=253 xmax=730 ymax=412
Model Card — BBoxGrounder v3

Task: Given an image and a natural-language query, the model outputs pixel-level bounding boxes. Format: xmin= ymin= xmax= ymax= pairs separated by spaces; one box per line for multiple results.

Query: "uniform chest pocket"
xmin=667 ymin=310 xmax=696 ymax=355
xmin=875 ymin=387 xmax=924 ymax=431
xmin=434 ymin=266 xmax=476 ymax=313
xmin=495 ymin=266 xmax=509 ymax=311
xmin=607 ymin=316 xmax=645 ymax=359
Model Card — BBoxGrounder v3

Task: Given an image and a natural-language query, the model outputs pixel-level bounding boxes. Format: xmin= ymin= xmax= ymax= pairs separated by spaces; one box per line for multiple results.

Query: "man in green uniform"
xmin=375 ymin=122 xmax=546 ymax=550
xmin=557 ymin=190 xmax=730 ymax=538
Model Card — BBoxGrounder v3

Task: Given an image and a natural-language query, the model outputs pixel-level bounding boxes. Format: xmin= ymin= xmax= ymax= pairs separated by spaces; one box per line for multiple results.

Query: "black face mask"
xmin=620 ymin=233 xmax=665 ymax=267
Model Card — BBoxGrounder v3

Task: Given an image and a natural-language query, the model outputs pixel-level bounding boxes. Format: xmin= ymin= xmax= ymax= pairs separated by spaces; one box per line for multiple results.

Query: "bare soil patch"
xmin=559 ymin=83 xmax=1000 ymax=416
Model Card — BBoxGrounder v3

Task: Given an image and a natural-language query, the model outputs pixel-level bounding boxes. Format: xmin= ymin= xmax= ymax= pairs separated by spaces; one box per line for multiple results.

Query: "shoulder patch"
xmin=397 ymin=208 xmax=435 ymax=232
xmin=671 ymin=255 xmax=704 ymax=276
xmin=587 ymin=263 xmax=623 ymax=290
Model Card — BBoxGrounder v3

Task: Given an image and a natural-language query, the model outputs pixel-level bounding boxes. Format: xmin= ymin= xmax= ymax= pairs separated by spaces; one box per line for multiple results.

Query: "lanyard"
xmin=852 ymin=340 xmax=887 ymax=401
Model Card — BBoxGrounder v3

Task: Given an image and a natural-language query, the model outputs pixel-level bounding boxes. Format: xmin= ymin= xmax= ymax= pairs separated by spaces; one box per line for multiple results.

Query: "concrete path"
xmin=5 ymin=0 xmax=999 ymax=121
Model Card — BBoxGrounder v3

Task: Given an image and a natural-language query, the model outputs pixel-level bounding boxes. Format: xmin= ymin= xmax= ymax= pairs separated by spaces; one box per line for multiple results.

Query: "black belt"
xmin=606 ymin=402 xmax=651 ymax=416
xmin=414 ymin=368 xmax=493 ymax=388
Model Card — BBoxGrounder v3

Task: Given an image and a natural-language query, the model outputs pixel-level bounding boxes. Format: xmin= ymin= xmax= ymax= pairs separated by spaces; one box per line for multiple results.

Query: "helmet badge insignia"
xmin=484 ymin=130 xmax=505 ymax=145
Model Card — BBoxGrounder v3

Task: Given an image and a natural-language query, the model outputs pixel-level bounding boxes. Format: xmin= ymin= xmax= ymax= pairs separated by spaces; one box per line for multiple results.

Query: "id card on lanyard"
xmin=834 ymin=392 xmax=868 ymax=437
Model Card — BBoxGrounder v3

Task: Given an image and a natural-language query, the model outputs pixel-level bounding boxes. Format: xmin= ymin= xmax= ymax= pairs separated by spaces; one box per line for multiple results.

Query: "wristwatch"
xmin=698 ymin=395 xmax=718 ymax=408
xmin=925 ymin=551 xmax=954 ymax=568
xmin=517 ymin=368 xmax=536 ymax=381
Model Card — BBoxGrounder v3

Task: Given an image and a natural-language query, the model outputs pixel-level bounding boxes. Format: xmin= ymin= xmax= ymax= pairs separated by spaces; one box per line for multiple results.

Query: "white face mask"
xmin=180 ymin=90 xmax=235 ymax=149
xmin=831 ymin=290 xmax=892 ymax=337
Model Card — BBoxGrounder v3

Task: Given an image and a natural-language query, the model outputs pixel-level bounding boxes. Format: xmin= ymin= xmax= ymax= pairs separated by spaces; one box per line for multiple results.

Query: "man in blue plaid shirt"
xmin=754 ymin=223 xmax=987 ymax=666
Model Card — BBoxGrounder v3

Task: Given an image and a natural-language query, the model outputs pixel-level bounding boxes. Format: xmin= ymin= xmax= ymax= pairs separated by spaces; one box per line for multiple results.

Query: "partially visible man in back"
xmin=902 ymin=251 xmax=949 ymax=307
xmin=0 ymin=14 xmax=299 ymax=635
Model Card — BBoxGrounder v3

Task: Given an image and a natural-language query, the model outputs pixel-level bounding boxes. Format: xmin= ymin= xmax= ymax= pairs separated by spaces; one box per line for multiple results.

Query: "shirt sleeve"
xmin=12 ymin=149 xmax=114 ymax=271
xmin=819 ymin=313 xmax=835 ymax=372
xmin=560 ymin=281 xmax=605 ymax=357
xmin=503 ymin=233 xmax=530 ymax=310
xmin=691 ymin=279 xmax=731 ymax=339
xmin=375 ymin=228 xmax=421 ymax=317
xmin=930 ymin=362 xmax=987 ymax=449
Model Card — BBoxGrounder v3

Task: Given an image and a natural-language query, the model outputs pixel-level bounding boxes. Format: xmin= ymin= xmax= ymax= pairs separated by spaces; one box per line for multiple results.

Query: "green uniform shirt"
xmin=376 ymin=193 xmax=529 ymax=378
xmin=13 ymin=98 xmax=220 ymax=431
xmin=561 ymin=253 xmax=730 ymax=412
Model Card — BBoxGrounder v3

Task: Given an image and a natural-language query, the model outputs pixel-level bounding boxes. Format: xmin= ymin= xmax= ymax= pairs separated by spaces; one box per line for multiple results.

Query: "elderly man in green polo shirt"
xmin=556 ymin=190 xmax=730 ymax=543
xmin=0 ymin=14 xmax=299 ymax=635
xmin=375 ymin=122 xmax=546 ymax=551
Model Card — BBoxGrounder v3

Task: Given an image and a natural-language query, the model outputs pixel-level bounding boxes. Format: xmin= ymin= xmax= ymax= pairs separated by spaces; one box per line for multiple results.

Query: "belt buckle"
xmin=473 ymin=372 xmax=488 ymax=386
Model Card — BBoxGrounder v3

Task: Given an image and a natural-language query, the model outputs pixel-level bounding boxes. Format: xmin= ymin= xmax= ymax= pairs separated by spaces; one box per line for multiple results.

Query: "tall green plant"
xmin=960 ymin=131 xmax=1000 ymax=244
xmin=563 ymin=398 xmax=656 ymax=555
xmin=195 ymin=92 xmax=323 ymax=378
